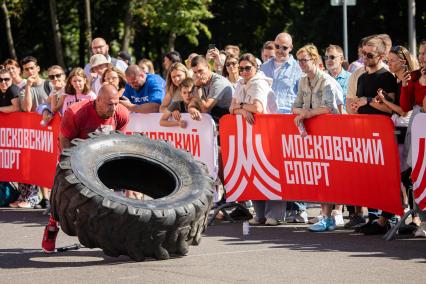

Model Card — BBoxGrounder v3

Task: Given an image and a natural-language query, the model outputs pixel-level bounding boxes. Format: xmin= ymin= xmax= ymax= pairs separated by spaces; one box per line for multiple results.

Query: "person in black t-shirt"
xmin=0 ymin=68 xmax=20 ymax=112
xmin=349 ymin=37 xmax=397 ymax=116
xmin=347 ymin=36 xmax=398 ymax=236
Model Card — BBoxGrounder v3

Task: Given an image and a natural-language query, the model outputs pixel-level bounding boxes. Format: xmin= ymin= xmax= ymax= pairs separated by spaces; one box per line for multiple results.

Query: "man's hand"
xmin=26 ymin=75 xmax=36 ymax=88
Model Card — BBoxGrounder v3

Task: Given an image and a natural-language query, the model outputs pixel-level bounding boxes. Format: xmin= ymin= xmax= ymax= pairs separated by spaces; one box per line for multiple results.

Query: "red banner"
xmin=0 ymin=113 xmax=60 ymax=188
xmin=220 ymin=114 xmax=403 ymax=216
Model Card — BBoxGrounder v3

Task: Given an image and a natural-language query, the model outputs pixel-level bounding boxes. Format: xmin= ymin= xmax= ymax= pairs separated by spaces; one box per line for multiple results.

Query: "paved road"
xmin=0 ymin=208 xmax=425 ymax=283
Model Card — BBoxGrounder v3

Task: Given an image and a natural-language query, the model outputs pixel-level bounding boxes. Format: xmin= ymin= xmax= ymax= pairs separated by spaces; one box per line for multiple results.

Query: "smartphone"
xmin=402 ymin=64 xmax=408 ymax=72
xmin=208 ymin=44 xmax=216 ymax=51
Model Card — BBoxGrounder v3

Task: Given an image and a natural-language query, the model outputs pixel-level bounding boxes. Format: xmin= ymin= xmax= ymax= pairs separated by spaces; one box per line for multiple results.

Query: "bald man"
xmin=84 ymin=37 xmax=128 ymax=78
xmin=120 ymin=64 xmax=165 ymax=113
xmin=59 ymin=84 xmax=129 ymax=149
xmin=260 ymin=32 xmax=302 ymax=114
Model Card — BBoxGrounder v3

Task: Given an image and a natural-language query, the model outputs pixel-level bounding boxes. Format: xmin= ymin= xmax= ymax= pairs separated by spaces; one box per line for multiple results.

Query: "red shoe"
xmin=42 ymin=224 xmax=59 ymax=253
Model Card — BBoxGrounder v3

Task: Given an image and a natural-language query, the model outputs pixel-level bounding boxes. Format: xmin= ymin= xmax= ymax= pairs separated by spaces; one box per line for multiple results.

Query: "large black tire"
xmin=51 ymin=131 xmax=214 ymax=261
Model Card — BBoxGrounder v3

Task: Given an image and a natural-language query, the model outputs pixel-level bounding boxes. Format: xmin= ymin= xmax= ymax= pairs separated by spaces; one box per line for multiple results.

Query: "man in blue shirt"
xmin=324 ymin=44 xmax=351 ymax=112
xmin=260 ymin=32 xmax=302 ymax=114
xmin=260 ymin=32 xmax=305 ymax=223
xmin=122 ymin=65 xmax=165 ymax=113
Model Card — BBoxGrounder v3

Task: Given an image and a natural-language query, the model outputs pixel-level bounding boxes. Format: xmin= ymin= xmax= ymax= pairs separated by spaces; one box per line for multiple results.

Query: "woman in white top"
xmin=229 ymin=53 xmax=274 ymax=123
xmin=60 ymin=67 xmax=96 ymax=114
xmin=229 ymin=53 xmax=285 ymax=226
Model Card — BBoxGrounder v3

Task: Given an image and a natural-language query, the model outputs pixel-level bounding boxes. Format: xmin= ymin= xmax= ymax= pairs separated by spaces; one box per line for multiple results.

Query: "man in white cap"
xmin=89 ymin=54 xmax=111 ymax=95
xmin=84 ymin=37 xmax=128 ymax=78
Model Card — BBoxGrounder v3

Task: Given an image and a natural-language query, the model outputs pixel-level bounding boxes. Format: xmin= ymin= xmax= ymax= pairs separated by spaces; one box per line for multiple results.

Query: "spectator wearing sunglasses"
xmin=325 ymin=44 xmax=351 ymax=112
xmin=292 ymin=44 xmax=340 ymax=232
xmin=0 ymin=68 xmax=20 ymax=113
xmin=348 ymin=36 xmax=398 ymax=235
xmin=222 ymin=54 xmax=240 ymax=87
xmin=261 ymin=32 xmax=305 ymax=222
xmin=229 ymin=53 xmax=283 ymax=225
xmin=260 ymin=32 xmax=302 ymax=114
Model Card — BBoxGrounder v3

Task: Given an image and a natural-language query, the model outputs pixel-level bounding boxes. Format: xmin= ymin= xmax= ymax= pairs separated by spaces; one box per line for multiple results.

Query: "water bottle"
xmin=242 ymin=221 xmax=250 ymax=235
xmin=297 ymin=120 xmax=308 ymax=138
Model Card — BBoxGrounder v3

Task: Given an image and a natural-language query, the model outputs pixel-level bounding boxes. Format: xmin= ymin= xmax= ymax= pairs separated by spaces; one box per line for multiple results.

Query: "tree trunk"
xmin=78 ymin=0 xmax=85 ymax=67
xmin=84 ymin=0 xmax=92 ymax=59
xmin=121 ymin=1 xmax=133 ymax=52
xmin=1 ymin=1 xmax=17 ymax=60
xmin=48 ymin=0 xmax=65 ymax=68
xmin=168 ymin=32 xmax=176 ymax=51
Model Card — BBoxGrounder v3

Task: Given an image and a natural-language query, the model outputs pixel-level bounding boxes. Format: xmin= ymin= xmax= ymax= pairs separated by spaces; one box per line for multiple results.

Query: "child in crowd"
xmin=60 ymin=67 xmax=96 ymax=114
xmin=159 ymin=77 xmax=202 ymax=128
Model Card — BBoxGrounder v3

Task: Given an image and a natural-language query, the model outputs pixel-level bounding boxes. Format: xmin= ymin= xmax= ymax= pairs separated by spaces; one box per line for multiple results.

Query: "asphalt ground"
xmin=0 ymin=207 xmax=425 ymax=283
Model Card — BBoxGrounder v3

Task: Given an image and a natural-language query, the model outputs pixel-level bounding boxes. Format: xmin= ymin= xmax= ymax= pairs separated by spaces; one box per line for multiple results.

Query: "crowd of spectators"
xmin=1 ymin=33 xmax=425 ymax=239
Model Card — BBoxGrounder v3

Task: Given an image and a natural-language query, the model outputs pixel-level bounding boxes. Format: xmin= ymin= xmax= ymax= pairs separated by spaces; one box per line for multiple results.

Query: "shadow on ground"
xmin=204 ymin=221 xmax=426 ymax=263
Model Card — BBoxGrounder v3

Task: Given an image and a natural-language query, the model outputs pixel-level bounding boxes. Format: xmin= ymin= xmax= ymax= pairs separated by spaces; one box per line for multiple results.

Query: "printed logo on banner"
xmin=412 ymin=138 xmax=426 ymax=209
xmin=411 ymin=113 xmax=426 ymax=211
xmin=224 ymin=116 xmax=281 ymax=201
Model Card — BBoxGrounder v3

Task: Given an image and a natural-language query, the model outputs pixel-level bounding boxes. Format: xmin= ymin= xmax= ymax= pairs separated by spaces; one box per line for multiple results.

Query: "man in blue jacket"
xmin=121 ymin=64 xmax=165 ymax=113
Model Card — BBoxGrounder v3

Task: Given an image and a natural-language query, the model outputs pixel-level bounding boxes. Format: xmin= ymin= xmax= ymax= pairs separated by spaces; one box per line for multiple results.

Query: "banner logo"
xmin=224 ymin=116 xmax=281 ymax=201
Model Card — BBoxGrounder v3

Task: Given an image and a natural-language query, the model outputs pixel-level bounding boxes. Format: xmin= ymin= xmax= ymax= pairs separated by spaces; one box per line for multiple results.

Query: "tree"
xmin=1 ymin=0 xmax=17 ymax=59
xmin=48 ymin=0 xmax=65 ymax=67
xmin=134 ymin=0 xmax=213 ymax=51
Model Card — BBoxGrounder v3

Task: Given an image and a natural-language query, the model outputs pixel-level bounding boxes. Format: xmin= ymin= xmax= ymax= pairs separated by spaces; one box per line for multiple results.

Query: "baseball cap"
xmin=118 ymin=51 xmax=131 ymax=64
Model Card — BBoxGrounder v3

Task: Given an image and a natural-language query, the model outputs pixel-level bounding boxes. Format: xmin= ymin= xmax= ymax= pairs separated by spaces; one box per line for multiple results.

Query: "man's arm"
xmin=21 ymin=84 xmax=33 ymax=112
xmin=132 ymin=103 xmax=160 ymax=113
xmin=0 ymin=98 xmax=20 ymax=113
xmin=59 ymin=133 xmax=72 ymax=150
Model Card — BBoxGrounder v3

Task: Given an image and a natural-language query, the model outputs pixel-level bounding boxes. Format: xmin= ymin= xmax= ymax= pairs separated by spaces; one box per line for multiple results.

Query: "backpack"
xmin=43 ymin=80 xmax=52 ymax=95
xmin=0 ymin=182 xmax=20 ymax=207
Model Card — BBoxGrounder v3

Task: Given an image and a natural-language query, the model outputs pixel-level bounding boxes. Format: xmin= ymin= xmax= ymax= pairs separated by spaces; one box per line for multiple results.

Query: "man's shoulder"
xmin=211 ymin=72 xmax=232 ymax=86
xmin=68 ymin=99 xmax=93 ymax=114
xmin=8 ymin=84 xmax=20 ymax=96
xmin=146 ymin=73 xmax=165 ymax=84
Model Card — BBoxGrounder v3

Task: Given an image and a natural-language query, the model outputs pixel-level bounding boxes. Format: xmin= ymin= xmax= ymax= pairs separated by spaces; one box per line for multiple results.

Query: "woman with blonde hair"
xmin=160 ymin=62 xmax=192 ymax=113
xmin=138 ymin=58 xmax=155 ymax=74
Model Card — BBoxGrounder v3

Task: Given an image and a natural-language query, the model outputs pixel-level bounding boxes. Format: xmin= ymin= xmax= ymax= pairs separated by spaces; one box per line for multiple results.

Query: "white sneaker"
xmin=332 ymin=210 xmax=345 ymax=226
xmin=308 ymin=215 xmax=323 ymax=224
xmin=265 ymin=218 xmax=282 ymax=226
xmin=294 ymin=211 xmax=308 ymax=223
xmin=414 ymin=222 xmax=426 ymax=238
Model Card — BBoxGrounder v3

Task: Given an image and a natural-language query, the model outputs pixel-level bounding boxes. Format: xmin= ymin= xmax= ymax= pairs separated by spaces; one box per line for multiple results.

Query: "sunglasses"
xmin=239 ymin=65 xmax=253 ymax=73
xmin=297 ymin=58 xmax=312 ymax=63
xmin=226 ymin=61 xmax=237 ymax=67
xmin=362 ymin=52 xmax=378 ymax=59
xmin=0 ymin=77 xmax=11 ymax=83
xmin=48 ymin=73 xmax=64 ymax=80
xmin=324 ymin=55 xmax=340 ymax=61
xmin=274 ymin=44 xmax=289 ymax=51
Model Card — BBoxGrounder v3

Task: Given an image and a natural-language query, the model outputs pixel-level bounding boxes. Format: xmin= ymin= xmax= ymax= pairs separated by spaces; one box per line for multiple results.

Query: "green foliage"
xmin=133 ymin=0 xmax=213 ymax=46
xmin=1 ymin=0 xmax=426 ymax=69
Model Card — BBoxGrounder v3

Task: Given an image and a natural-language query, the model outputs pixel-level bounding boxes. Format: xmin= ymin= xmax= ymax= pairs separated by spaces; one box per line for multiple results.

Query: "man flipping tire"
xmin=42 ymin=84 xmax=129 ymax=253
